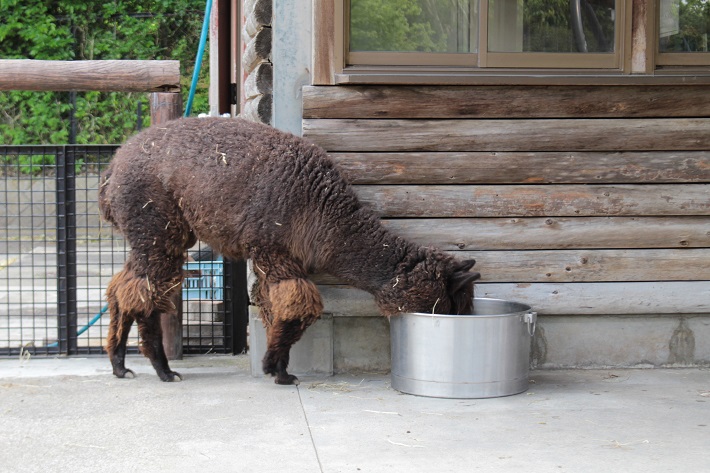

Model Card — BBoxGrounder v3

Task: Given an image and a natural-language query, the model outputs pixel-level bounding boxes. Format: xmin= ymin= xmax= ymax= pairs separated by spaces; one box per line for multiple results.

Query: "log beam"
xmin=0 ymin=59 xmax=180 ymax=92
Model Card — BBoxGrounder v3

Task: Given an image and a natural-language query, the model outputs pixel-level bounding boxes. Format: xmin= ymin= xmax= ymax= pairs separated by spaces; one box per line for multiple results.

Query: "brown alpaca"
xmin=99 ymin=117 xmax=480 ymax=384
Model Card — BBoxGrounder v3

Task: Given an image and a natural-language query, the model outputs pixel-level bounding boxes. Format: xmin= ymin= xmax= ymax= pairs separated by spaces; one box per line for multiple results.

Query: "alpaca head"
xmin=374 ymin=250 xmax=480 ymax=316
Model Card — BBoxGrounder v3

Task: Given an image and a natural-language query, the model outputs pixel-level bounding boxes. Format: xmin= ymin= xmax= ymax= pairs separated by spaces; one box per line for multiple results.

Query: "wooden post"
xmin=150 ymin=92 xmax=183 ymax=126
xmin=161 ymin=294 xmax=183 ymax=361
xmin=150 ymin=91 xmax=184 ymax=360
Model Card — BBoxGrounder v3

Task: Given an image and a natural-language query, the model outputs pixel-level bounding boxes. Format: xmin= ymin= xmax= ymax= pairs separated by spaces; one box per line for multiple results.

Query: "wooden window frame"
xmin=312 ymin=0 xmax=710 ymax=85
xmin=346 ymin=0 xmax=623 ymax=69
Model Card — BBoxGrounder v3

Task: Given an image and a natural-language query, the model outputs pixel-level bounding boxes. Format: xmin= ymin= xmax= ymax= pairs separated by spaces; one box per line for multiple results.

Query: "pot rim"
xmin=397 ymin=297 xmax=532 ymax=319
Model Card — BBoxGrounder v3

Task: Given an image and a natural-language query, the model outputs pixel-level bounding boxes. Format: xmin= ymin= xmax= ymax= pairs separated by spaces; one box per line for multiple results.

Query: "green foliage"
xmin=0 ymin=0 xmax=210 ymax=151
xmin=521 ymin=0 xmax=615 ymax=53
xmin=661 ymin=0 xmax=710 ymax=52
xmin=349 ymin=0 xmax=444 ymax=52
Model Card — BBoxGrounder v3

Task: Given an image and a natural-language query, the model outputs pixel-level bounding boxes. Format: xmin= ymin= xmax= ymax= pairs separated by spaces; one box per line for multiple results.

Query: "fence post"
xmin=150 ymin=91 xmax=184 ymax=360
xmin=223 ymin=259 xmax=249 ymax=354
xmin=56 ymin=146 xmax=78 ymax=354
xmin=150 ymin=92 xmax=183 ymax=125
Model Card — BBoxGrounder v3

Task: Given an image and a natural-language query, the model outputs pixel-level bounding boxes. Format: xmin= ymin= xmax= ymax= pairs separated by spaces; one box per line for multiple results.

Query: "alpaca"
xmin=99 ymin=117 xmax=480 ymax=384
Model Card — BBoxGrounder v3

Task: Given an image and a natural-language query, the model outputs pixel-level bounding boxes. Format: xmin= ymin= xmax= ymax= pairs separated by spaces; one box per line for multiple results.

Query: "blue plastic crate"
xmin=182 ymin=261 xmax=224 ymax=300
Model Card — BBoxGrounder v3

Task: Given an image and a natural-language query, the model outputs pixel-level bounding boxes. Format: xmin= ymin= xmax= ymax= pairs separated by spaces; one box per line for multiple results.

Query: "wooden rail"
xmin=0 ymin=59 xmax=180 ymax=92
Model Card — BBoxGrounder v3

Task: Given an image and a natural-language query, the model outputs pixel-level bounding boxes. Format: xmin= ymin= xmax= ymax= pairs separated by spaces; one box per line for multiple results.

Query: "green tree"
xmin=661 ymin=0 xmax=710 ymax=52
xmin=522 ymin=0 xmax=615 ymax=53
xmin=349 ymin=0 xmax=444 ymax=52
xmin=0 ymin=0 xmax=210 ymax=146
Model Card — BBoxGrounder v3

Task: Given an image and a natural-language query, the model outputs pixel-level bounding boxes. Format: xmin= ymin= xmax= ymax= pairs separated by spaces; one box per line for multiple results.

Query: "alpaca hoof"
xmin=159 ymin=371 xmax=183 ymax=382
xmin=275 ymin=374 xmax=299 ymax=385
xmin=113 ymin=368 xmax=135 ymax=379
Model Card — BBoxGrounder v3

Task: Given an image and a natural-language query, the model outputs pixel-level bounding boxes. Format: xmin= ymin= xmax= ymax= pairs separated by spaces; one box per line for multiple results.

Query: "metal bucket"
xmin=390 ymin=298 xmax=537 ymax=399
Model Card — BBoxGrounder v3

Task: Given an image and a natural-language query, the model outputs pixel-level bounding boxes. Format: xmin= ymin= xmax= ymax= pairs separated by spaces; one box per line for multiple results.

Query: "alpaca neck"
xmin=320 ymin=211 xmax=413 ymax=294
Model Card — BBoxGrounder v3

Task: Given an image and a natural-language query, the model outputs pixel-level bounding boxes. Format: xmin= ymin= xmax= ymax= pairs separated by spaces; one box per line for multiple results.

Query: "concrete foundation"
xmin=534 ymin=314 xmax=710 ymax=369
xmin=249 ymin=306 xmax=334 ymax=377
xmin=249 ymin=305 xmax=710 ymax=375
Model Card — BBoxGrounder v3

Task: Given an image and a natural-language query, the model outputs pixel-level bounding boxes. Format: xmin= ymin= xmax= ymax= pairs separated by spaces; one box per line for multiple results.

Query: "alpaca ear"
xmin=456 ymin=259 xmax=477 ymax=273
xmin=449 ymin=270 xmax=481 ymax=294
xmin=448 ymin=263 xmax=480 ymax=315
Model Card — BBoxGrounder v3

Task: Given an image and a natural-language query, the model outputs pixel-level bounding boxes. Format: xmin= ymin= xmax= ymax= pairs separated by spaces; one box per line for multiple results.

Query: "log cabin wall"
xmin=301 ymin=84 xmax=710 ymax=368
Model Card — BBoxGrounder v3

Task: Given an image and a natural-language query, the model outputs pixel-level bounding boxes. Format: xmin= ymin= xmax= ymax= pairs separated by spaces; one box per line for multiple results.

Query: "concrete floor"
xmin=1 ymin=355 xmax=708 ymax=473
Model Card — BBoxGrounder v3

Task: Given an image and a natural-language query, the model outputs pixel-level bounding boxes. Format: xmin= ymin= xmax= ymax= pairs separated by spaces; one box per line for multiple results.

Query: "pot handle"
xmin=524 ymin=311 xmax=537 ymax=337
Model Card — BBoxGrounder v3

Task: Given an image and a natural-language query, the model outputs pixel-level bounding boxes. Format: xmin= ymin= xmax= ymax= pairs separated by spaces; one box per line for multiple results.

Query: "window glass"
xmin=659 ymin=0 xmax=710 ymax=53
xmin=349 ymin=0 xmax=477 ymax=53
xmin=488 ymin=0 xmax=616 ymax=53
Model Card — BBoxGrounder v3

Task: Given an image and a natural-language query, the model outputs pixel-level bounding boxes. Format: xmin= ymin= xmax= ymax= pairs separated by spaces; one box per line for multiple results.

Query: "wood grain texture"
xmin=476 ymin=281 xmax=710 ymax=315
xmin=149 ymin=93 xmax=182 ymax=126
xmin=310 ymin=248 xmax=710 ymax=283
xmin=243 ymin=27 xmax=272 ymax=71
xmin=314 ymin=282 xmax=710 ymax=315
xmin=354 ymin=184 xmax=710 ymax=217
xmin=303 ymin=118 xmax=710 ymax=152
xmin=0 ymin=59 xmax=180 ymax=92
xmin=465 ymin=249 xmax=710 ymax=283
xmin=329 ymin=151 xmax=710 ymax=184
xmin=303 ymin=85 xmax=710 ymax=119
xmin=379 ymin=217 xmax=710 ymax=250
xmin=301 ymin=84 xmax=710 ymax=317
xmin=312 ymin=0 xmax=337 ymax=85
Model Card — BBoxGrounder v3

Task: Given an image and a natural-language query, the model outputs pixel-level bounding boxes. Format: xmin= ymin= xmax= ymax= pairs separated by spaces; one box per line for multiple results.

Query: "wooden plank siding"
xmin=301 ymin=84 xmax=710 ymax=315
xmin=318 ymin=282 xmax=710 ymax=316
xmin=302 ymin=85 xmax=710 ymax=119
xmin=355 ymin=184 xmax=710 ymax=218
xmin=329 ymin=152 xmax=710 ymax=184
xmin=380 ymin=217 xmax=710 ymax=250
xmin=302 ymin=118 xmax=710 ymax=152
xmin=311 ymin=249 xmax=710 ymax=283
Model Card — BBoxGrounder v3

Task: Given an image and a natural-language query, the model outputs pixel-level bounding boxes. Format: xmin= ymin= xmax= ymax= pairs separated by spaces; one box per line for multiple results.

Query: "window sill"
xmin=334 ymin=67 xmax=710 ymax=86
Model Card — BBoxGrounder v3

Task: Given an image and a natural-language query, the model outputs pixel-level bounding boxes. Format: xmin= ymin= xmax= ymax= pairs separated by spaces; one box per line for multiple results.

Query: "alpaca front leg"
xmin=260 ymin=277 xmax=323 ymax=385
xmin=263 ymin=318 xmax=314 ymax=385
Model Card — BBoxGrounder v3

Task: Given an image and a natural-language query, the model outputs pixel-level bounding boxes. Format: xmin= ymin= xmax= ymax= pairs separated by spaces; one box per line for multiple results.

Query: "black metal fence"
xmin=1 ymin=145 xmax=248 ymax=357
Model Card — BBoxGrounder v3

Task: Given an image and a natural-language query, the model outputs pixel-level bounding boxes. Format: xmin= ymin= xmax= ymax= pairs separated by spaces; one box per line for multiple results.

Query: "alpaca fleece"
xmin=99 ymin=117 xmax=479 ymax=384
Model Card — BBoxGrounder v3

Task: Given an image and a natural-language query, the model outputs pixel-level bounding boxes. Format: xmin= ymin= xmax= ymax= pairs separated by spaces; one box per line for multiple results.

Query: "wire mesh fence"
xmin=1 ymin=145 xmax=247 ymax=357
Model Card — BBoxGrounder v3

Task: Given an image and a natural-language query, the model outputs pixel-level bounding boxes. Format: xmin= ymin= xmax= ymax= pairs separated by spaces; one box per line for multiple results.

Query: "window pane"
xmin=349 ymin=0 xmax=477 ymax=53
xmin=488 ymin=0 xmax=616 ymax=53
xmin=660 ymin=0 xmax=710 ymax=52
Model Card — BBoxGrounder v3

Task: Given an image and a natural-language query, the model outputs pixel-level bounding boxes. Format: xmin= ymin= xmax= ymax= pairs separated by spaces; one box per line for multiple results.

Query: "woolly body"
xmin=99 ymin=117 xmax=479 ymax=384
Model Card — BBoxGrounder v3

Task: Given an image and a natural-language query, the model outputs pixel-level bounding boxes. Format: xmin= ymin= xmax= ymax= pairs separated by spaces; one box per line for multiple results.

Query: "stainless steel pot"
xmin=390 ymin=298 xmax=537 ymax=399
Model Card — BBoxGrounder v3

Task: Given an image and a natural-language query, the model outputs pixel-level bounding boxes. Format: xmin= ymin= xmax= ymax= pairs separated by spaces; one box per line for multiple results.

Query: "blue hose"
xmin=47 ymin=304 xmax=109 ymax=348
xmin=184 ymin=0 xmax=213 ymax=117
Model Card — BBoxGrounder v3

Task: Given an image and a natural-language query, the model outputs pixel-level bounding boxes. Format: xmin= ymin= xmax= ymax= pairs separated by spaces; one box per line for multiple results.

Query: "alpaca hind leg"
xmin=136 ymin=311 xmax=182 ymax=382
xmin=105 ymin=287 xmax=136 ymax=378
xmin=104 ymin=249 xmax=185 ymax=381
xmin=260 ymin=278 xmax=323 ymax=385
xmin=102 ymin=174 xmax=194 ymax=381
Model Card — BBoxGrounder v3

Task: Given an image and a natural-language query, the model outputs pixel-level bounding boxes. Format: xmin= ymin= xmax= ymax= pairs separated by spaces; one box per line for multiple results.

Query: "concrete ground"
xmin=0 ymin=355 xmax=708 ymax=473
